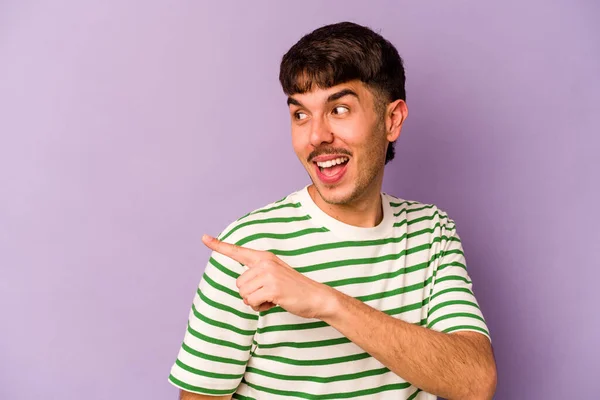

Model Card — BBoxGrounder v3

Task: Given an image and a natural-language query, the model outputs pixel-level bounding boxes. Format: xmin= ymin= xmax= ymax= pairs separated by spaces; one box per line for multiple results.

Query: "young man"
xmin=169 ymin=22 xmax=497 ymax=400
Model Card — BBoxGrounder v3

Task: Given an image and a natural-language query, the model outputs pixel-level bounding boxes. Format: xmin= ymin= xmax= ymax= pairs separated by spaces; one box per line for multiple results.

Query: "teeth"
xmin=316 ymin=157 xmax=348 ymax=168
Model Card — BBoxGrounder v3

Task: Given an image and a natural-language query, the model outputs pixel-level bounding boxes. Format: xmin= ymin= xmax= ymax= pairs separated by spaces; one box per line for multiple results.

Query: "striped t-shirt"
xmin=168 ymin=185 xmax=490 ymax=399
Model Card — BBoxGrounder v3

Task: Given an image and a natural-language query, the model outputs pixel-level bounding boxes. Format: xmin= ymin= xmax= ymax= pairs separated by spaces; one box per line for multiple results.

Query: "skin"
xmin=181 ymin=80 xmax=497 ymax=400
xmin=288 ymin=80 xmax=393 ymax=227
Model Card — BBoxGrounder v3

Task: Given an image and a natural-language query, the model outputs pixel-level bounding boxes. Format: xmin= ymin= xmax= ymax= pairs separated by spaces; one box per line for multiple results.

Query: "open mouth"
xmin=315 ymin=156 xmax=349 ymax=175
xmin=313 ymin=156 xmax=349 ymax=184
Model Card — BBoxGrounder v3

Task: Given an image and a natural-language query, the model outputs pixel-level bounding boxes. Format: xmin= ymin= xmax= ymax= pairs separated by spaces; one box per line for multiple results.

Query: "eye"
xmin=294 ymin=111 xmax=308 ymax=121
xmin=332 ymin=106 xmax=349 ymax=115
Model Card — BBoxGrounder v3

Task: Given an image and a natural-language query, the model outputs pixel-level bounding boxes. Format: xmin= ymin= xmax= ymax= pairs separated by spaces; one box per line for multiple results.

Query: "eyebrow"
xmin=287 ymin=97 xmax=302 ymax=107
xmin=326 ymin=88 xmax=359 ymax=103
xmin=286 ymin=88 xmax=359 ymax=107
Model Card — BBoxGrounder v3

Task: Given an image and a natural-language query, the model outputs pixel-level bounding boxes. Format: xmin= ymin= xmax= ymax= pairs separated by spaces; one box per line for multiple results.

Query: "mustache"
xmin=307 ymin=148 xmax=352 ymax=163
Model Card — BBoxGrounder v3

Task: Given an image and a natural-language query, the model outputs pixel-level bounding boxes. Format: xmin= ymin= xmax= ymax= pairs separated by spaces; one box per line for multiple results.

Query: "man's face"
xmin=287 ymin=80 xmax=389 ymax=205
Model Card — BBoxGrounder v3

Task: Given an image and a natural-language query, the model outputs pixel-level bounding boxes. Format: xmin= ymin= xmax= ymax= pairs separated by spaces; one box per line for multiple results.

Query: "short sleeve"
xmin=168 ymin=228 xmax=259 ymax=395
xmin=426 ymin=215 xmax=491 ymax=342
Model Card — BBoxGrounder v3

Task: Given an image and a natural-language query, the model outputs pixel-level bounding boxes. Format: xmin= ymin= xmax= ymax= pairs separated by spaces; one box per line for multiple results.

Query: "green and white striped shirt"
xmin=169 ymin=185 xmax=490 ymax=399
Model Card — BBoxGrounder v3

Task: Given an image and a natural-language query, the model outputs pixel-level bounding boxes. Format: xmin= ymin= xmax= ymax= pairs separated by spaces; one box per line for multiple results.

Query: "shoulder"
xmin=215 ymin=189 xmax=306 ymax=245
xmin=383 ymin=192 xmax=457 ymax=233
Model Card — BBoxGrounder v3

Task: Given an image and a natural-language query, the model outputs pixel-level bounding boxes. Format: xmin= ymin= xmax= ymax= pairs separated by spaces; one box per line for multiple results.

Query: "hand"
xmin=202 ymin=234 xmax=336 ymax=319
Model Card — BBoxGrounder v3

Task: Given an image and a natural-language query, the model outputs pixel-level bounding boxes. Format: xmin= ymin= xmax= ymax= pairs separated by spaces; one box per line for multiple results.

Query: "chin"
xmin=313 ymin=180 xmax=356 ymax=205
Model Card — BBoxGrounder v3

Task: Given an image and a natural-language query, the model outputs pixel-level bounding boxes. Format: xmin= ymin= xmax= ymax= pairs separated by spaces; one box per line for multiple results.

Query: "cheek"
xmin=331 ymin=115 xmax=370 ymax=141
xmin=343 ymin=122 xmax=385 ymax=160
xmin=291 ymin=129 xmax=309 ymax=159
xmin=333 ymin=125 xmax=367 ymax=151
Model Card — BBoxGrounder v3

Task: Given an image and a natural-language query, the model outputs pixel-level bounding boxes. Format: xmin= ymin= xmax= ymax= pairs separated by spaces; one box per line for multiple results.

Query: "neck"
xmin=308 ymin=181 xmax=384 ymax=228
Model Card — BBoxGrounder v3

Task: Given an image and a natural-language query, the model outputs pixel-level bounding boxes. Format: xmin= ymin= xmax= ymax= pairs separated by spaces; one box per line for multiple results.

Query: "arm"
xmin=320 ymin=212 xmax=496 ymax=399
xmin=201 ymin=216 xmax=497 ymax=399
xmin=320 ymin=290 xmax=497 ymax=400
xmin=180 ymin=390 xmax=232 ymax=400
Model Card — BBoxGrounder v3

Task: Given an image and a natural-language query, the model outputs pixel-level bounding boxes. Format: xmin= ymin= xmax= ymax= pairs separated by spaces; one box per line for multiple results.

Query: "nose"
xmin=309 ymin=115 xmax=334 ymax=148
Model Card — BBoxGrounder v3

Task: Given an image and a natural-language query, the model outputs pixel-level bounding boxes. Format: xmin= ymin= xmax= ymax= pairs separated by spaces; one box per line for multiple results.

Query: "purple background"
xmin=1 ymin=1 xmax=598 ymax=399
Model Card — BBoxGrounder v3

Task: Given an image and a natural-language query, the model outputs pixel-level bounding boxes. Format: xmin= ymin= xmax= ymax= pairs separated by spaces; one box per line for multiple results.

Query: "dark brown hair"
xmin=279 ymin=21 xmax=406 ymax=164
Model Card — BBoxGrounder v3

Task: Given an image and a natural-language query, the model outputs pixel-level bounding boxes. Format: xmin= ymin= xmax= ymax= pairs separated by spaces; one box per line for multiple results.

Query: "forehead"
xmin=288 ymin=80 xmax=372 ymax=107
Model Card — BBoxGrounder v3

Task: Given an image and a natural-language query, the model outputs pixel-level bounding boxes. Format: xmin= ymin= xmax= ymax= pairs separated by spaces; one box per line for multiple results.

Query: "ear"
xmin=386 ymin=99 xmax=408 ymax=143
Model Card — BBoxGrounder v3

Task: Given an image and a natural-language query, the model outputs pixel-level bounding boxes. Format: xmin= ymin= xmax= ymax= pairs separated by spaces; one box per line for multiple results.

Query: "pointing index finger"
xmin=202 ymin=234 xmax=259 ymax=266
